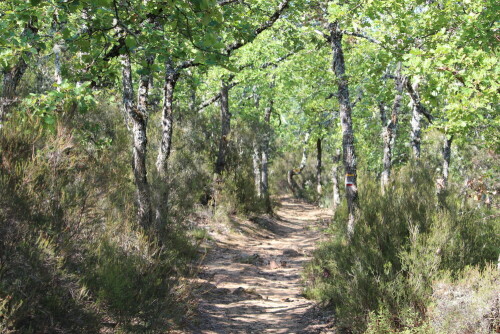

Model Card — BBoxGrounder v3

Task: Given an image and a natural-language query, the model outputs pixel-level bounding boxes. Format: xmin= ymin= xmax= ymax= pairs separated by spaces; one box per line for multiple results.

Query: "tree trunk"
xmin=53 ymin=13 xmax=64 ymax=89
xmin=156 ymin=60 xmax=180 ymax=175
xmin=0 ymin=58 xmax=28 ymax=127
xmin=410 ymin=98 xmax=422 ymax=159
xmin=380 ymin=66 xmax=404 ymax=192
xmin=442 ymin=136 xmax=452 ymax=188
xmin=437 ymin=135 xmax=453 ymax=195
xmin=316 ymin=138 xmax=322 ymax=194
xmin=379 ymin=102 xmax=389 ymax=188
xmin=253 ymin=140 xmax=262 ymax=198
xmin=405 ymin=79 xmax=434 ymax=160
xmin=330 ymin=22 xmax=358 ymax=238
xmin=252 ymin=87 xmax=262 ymax=199
xmin=154 ymin=60 xmax=180 ymax=225
xmin=214 ymin=79 xmax=231 ymax=175
xmin=261 ymin=101 xmax=272 ymax=213
xmin=54 ymin=44 xmax=63 ymax=88
xmin=122 ymin=53 xmax=152 ymax=229
xmin=332 ymin=149 xmax=341 ymax=214
xmin=288 ymin=132 xmax=309 ymax=197
xmin=0 ymin=21 xmax=37 ymax=128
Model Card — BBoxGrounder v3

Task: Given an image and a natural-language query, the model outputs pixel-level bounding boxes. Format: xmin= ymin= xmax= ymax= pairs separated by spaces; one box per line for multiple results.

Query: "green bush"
xmin=429 ymin=264 xmax=499 ymax=334
xmin=0 ymin=108 xmax=198 ymax=333
xmin=83 ymin=236 xmax=195 ymax=331
xmin=304 ymin=163 xmax=499 ymax=333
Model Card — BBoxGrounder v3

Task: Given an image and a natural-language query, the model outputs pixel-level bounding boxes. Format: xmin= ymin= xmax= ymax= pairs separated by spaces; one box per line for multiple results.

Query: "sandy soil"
xmin=184 ymin=196 xmax=335 ymax=334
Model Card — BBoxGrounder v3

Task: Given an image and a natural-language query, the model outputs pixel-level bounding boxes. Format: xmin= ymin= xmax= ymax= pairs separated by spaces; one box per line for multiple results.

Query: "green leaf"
xmin=43 ymin=114 xmax=55 ymax=125
xmin=125 ymin=36 xmax=137 ymax=50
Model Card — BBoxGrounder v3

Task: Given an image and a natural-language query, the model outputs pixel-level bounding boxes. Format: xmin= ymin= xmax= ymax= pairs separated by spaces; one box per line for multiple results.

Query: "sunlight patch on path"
xmin=185 ymin=197 xmax=335 ymax=334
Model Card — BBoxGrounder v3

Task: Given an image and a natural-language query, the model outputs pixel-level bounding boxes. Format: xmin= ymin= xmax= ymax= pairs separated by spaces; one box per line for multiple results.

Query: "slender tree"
xmin=380 ymin=64 xmax=405 ymax=191
xmin=329 ymin=21 xmax=358 ymax=237
xmin=405 ymin=79 xmax=433 ymax=159
xmin=156 ymin=60 xmax=180 ymax=176
xmin=214 ymin=78 xmax=232 ymax=175
xmin=331 ymin=148 xmax=341 ymax=214
xmin=0 ymin=20 xmax=38 ymax=128
xmin=253 ymin=140 xmax=262 ymax=197
xmin=316 ymin=137 xmax=323 ymax=194
xmin=261 ymin=100 xmax=273 ymax=213
xmin=437 ymin=134 xmax=453 ymax=196
xmin=288 ymin=132 xmax=310 ymax=196
xmin=121 ymin=53 xmax=153 ymax=229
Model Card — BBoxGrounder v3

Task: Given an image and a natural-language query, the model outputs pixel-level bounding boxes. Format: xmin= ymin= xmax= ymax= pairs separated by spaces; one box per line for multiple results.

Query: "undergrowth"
xmin=304 ymin=163 xmax=499 ymax=333
xmin=0 ymin=93 xmax=273 ymax=333
xmin=0 ymin=109 xmax=199 ymax=333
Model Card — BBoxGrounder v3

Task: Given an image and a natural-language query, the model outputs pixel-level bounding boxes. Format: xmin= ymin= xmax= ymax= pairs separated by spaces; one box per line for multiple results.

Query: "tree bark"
xmin=437 ymin=135 xmax=453 ymax=194
xmin=156 ymin=60 xmax=180 ymax=175
xmin=406 ymin=79 xmax=434 ymax=160
xmin=121 ymin=53 xmax=152 ymax=229
xmin=442 ymin=136 xmax=452 ymax=188
xmin=214 ymin=79 xmax=231 ymax=175
xmin=54 ymin=44 xmax=63 ymax=88
xmin=253 ymin=140 xmax=262 ymax=197
xmin=188 ymin=73 xmax=197 ymax=114
xmin=332 ymin=149 xmax=341 ymax=214
xmin=0 ymin=22 xmax=38 ymax=128
xmin=329 ymin=22 xmax=358 ymax=238
xmin=52 ymin=12 xmax=64 ymax=89
xmin=410 ymin=97 xmax=422 ymax=159
xmin=316 ymin=138 xmax=322 ymax=194
xmin=0 ymin=58 xmax=28 ymax=126
xmin=252 ymin=87 xmax=263 ymax=199
xmin=261 ymin=101 xmax=272 ymax=213
xmin=380 ymin=65 xmax=404 ymax=192
xmin=288 ymin=132 xmax=309 ymax=197
xmin=405 ymin=78 xmax=433 ymax=123
xmin=379 ymin=102 xmax=390 ymax=187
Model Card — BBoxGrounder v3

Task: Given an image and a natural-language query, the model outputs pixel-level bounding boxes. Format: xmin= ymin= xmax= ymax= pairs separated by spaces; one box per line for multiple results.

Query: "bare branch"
xmin=197 ymin=93 xmax=222 ymax=112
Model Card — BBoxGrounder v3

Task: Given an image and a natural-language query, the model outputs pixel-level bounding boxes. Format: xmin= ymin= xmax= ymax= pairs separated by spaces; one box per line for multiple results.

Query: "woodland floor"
xmin=182 ymin=196 xmax=336 ymax=333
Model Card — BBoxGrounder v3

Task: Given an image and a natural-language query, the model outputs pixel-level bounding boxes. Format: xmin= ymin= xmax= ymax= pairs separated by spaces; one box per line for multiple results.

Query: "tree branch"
xmin=218 ymin=0 xmax=242 ymax=5
xmin=260 ymin=50 xmax=296 ymax=68
xmin=341 ymin=30 xmax=381 ymax=45
xmin=405 ymin=79 xmax=434 ymax=123
xmin=196 ymin=50 xmax=295 ymax=112
xmin=197 ymin=81 xmax=239 ymax=112
xmin=177 ymin=59 xmax=201 ymax=70
xmin=225 ymin=0 xmax=290 ymax=56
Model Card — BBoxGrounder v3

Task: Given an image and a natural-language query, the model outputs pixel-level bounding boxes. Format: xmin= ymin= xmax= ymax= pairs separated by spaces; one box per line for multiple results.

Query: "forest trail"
xmin=185 ymin=196 xmax=335 ymax=333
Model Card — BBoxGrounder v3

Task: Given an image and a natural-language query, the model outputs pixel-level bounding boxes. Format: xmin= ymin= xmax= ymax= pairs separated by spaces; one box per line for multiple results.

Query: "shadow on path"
xmin=183 ymin=197 xmax=335 ymax=334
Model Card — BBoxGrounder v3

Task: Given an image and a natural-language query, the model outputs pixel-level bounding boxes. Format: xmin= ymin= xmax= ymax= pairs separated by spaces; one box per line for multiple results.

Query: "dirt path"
xmin=185 ymin=196 xmax=335 ymax=333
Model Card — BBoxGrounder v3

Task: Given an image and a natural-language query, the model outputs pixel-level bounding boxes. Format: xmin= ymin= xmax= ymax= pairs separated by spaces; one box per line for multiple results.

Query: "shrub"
xmin=429 ymin=264 xmax=499 ymax=334
xmin=304 ymin=163 xmax=499 ymax=333
xmin=0 ymin=107 xmax=198 ymax=333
